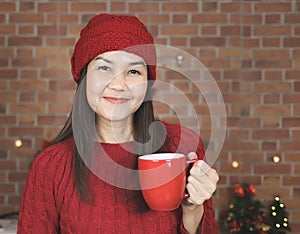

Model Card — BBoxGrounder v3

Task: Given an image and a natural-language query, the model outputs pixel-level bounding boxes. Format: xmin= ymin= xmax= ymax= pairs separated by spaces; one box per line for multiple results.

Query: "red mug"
xmin=138 ymin=153 xmax=196 ymax=211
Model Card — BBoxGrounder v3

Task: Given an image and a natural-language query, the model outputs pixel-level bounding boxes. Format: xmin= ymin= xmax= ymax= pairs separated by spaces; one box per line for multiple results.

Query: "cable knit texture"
xmin=71 ymin=13 xmax=156 ymax=83
xmin=18 ymin=122 xmax=218 ymax=234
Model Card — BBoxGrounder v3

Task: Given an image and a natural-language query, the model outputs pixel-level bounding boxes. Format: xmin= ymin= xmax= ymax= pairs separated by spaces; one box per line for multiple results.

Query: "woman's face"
xmin=86 ymin=50 xmax=148 ymax=123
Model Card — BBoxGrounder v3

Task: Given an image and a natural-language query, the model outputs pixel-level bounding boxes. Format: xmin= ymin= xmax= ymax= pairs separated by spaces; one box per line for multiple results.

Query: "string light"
xmin=275 ymin=223 xmax=280 ymax=228
xmin=15 ymin=139 xmax=22 ymax=148
xmin=280 ymin=203 xmax=284 ymax=208
xmin=272 ymin=211 xmax=277 ymax=216
xmin=232 ymin=161 xmax=239 ymax=168
xmin=272 ymin=155 xmax=281 ymax=163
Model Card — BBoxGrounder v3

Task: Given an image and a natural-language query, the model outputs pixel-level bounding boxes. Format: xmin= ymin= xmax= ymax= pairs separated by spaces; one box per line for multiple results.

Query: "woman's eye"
xmin=128 ymin=69 xmax=141 ymax=75
xmin=97 ymin=66 xmax=111 ymax=71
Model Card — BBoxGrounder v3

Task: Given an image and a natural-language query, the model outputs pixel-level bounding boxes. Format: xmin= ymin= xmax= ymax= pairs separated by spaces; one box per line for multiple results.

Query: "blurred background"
xmin=0 ymin=0 xmax=299 ymax=233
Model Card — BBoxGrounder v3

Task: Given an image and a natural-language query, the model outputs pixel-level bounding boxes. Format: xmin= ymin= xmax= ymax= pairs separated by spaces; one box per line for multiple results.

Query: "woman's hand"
xmin=185 ymin=152 xmax=219 ymax=206
xmin=181 ymin=152 xmax=219 ymax=234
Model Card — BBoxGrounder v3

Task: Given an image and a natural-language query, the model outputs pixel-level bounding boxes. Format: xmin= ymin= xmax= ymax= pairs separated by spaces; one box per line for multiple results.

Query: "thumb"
xmin=187 ymin=152 xmax=197 ymax=160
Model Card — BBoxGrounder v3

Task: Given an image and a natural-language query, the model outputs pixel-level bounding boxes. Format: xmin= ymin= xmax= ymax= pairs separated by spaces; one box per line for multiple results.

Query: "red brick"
xmin=255 ymin=164 xmax=292 ymax=174
xmin=71 ymin=3 xmax=106 ymax=12
xmin=19 ymin=114 xmax=35 ymax=125
xmin=0 ymin=25 xmax=16 ymax=34
xmin=192 ymin=14 xmax=227 ymax=24
xmin=130 ymin=3 xmax=160 ymax=12
xmin=12 ymin=58 xmax=46 ymax=67
xmin=265 ymin=14 xmax=281 ymax=24
xmin=253 ymin=49 xmax=290 ymax=59
xmin=262 ymin=142 xmax=277 ymax=151
xmin=201 ymin=26 xmax=217 ymax=36
xmin=9 ymin=13 xmax=44 ymax=23
xmin=172 ymin=14 xmax=188 ymax=24
xmin=262 ymin=38 xmax=281 ymax=47
xmin=0 ymin=3 xmax=15 ymax=11
xmin=263 ymin=94 xmax=280 ymax=104
xmin=10 ymin=103 xmax=45 ymax=114
xmin=162 ymin=3 xmax=198 ymax=12
xmin=285 ymin=13 xmax=300 ymax=23
xmin=138 ymin=14 xmax=169 ymax=24
xmin=262 ymin=116 xmax=280 ymax=128
xmin=254 ymin=3 xmax=292 ymax=13
xmin=254 ymin=26 xmax=291 ymax=36
xmin=18 ymin=25 xmax=35 ymax=35
xmin=20 ymin=2 xmax=35 ymax=12
xmin=255 ymin=59 xmax=291 ymax=68
xmin=0 ymin=116 xmax=16 ymax=125
xmin=262 ymin=176 xmax=280 ymax=186
xmin=283 ymin=94 xmax=300 ymax=103
xmin=285 ymin=70 xmax=300 ymax=79
xmin=283 ymin=176 xmax=300 ymax=186
xmin=47 ymin=14 xmax=78 ymax=24
xmin=252 ymin=129 xmax=289 ymax=139
xmin=202 ymin=2 xmax=218 ymax=12
xmin=110 ymin=2 xmax=126 ymax=12
xmin=162 ymin=25 xmax=198 ymax=35
xmin=0 ymin=69 xmax=18 ymax=79
xmin=9 ymin=127 xmax=43 ymax=137
xmin=170 ymin=37 xmax=188 ymax=47
xmin=191 ymin=37 xmax=225 ymax=47
xmin=0 ymin=184 xmax=15 ymax=193
xmin=46 ymin=38 xmax=76 ymax=47
xmin=283 ymin=38 xmax=300 ymax=47
xmin=38 ymin=2 xmax=68 ymax=12
xmin=8 ymin=173 xmax=28 ymax=182
xmin=40 ymin=69 xmax=69 ymax=79
xmin=8 ymin=37 xmax=42 ymax=46
xmin=37 ymin=115 xmax=67 ymax=125
xmin=38 ymin=25 xmax=67 ymax=36
xmin=264 ymin=71 xmax=283 ymax=81
xmin=221 ymin=26 xmax=250 ymax=36
xmin=20 ymin=70 xmax=38 ymax=79
xmin=254 ymin=82 xmax=291 ymax=92
xmin=230 ymin=14 xmax=262 ymax=24
xmin=253 ymin=105 xmax=290 ymax=116
xmin=10 ymin=81 xmax=47 ymax=91
xmin=0 ymin=160 xmax=16 ymax=170
xmin=221 ymin=3 xmax=251 ymax=13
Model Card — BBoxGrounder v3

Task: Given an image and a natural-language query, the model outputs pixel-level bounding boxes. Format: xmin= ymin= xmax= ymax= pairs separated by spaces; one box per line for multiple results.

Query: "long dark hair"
xmin=51 ymin=66 xmax=164 ymax=201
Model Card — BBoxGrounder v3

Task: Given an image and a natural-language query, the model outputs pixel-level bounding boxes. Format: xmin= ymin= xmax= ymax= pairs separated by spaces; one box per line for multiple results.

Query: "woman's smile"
xmin=104 ymin=96 xmax=130 ymax=104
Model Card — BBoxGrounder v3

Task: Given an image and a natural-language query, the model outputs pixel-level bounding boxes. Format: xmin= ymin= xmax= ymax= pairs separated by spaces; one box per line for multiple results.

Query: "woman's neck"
xmin=96 ymin=117 xmax=134 ymax=143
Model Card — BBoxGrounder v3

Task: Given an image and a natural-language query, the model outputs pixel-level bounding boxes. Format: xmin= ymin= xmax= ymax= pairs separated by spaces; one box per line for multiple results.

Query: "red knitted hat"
xmin=71 ymin=13 xmax=156 ymax=83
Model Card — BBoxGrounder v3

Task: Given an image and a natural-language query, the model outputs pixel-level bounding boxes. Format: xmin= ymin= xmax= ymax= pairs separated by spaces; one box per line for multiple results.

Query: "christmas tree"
xmin=225 ymin=183 xmax=270 ymax=234
xmin=268 ymin=196 xmax=291 ymax=234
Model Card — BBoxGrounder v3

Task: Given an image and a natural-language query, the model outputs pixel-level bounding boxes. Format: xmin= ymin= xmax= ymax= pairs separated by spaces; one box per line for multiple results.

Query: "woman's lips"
xmin=104 ymin=97 xmax=129 ymax=104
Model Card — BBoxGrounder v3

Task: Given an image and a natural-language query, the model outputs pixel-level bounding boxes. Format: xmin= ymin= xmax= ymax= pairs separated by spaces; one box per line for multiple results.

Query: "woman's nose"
xmin=108 ymin=72 xmax=127 ymax=91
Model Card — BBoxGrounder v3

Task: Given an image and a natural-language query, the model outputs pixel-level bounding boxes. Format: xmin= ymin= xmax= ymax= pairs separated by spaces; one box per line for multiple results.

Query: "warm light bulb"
xmin=232 ymin=161 xmax=239 ymax=168
xmin=275 ymin=223 xmax=280 ymax=228
xmin=283 ymin=217 xmax=288 ymax=222
xmin=283 ymin=223 xmax=288 ymax=227
xmin=15 ymin=139 xmax=22 ymax=148
xmin=275 ymin=196 xmax=280 ymax=201
xmin=272 ymin=212 xmax=277 ymax=216
xmin=272 ymin=155 xmax=281 ymax=163
xmin=280 ymin=203 xmax=284 ymax=208
xmin=271 ymin=206 xmax=276 ymax=210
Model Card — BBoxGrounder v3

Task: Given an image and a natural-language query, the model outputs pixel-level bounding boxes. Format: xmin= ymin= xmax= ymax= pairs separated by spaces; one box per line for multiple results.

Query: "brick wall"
xmin=0 ymin=1 xmax=299 ymax=233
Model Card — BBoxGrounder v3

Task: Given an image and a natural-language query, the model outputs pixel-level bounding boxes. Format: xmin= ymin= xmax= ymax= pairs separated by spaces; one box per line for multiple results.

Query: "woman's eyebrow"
xmin=129 ymin=61 xmax=146 ymax=66
xmin=94 ymin=56 xmax=146 ymax=67
xmin=94 ymin=56 xmax=112 ymax=63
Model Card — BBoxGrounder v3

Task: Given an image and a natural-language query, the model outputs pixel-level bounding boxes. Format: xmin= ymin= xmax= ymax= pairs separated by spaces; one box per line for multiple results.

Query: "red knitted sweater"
xmin=18 ymin=122 xmax=218 ymax=234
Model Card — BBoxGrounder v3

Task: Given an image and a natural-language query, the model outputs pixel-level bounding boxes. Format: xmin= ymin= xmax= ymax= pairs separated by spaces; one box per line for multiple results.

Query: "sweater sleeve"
xmin=17 ymin=145 xmax=69 ymax=234
xmin=162 ymin=122 xmax=219 ymax=234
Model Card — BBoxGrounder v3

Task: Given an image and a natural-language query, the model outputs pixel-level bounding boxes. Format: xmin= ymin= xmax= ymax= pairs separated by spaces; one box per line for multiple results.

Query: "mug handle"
xmin=184 ymin=158 xmax=198 ymax=199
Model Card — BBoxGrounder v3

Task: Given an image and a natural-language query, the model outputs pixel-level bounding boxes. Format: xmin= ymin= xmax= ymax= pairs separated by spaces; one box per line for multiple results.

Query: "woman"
xmin=18 ymin=13 xmax=219 ymax=234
